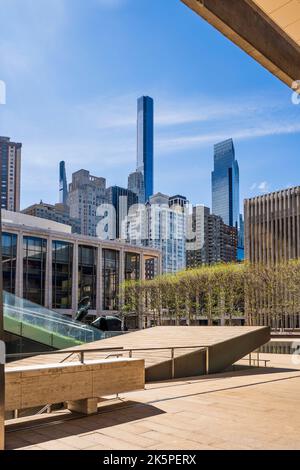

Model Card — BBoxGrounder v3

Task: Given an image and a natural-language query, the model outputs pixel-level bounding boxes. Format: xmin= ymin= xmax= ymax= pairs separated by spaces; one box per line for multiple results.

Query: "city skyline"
xmin=0 ymin=0 xmax=299 ymax=211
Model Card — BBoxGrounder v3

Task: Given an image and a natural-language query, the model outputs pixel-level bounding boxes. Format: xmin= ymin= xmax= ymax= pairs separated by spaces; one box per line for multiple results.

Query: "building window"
xmin=103 ymin=249 xmax=119 ymax=311
xmin=23 ymin=236 xmax=47 ymax=306
xmin=125 ymin=252 xmax=140 ymax=281
xmin=2 ymin=232 xmax=17 ymax=293
xmin=52 ymin=240 xmax=73 ymax=309
xmin=78 ymin=245 xmax=97 ymax=309
xmin=145 ymin=256 xmax=158 ymax=280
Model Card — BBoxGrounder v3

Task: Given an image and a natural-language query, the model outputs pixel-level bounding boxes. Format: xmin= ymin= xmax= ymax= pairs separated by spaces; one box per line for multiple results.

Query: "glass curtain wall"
xmin=125 ymin=252 xmax=140 ymax=281
xmin=78 ymin=245 xmax=97 ymax=309
xmin=52 ymin=241 xmax=73 ymax=309
xmin=103 ymin=249 xmax=119 ymax=311
xmin=2 ymin=233 xmax=17 ymax=293
xmin=23 ymin=236 xmax=47 ymax=306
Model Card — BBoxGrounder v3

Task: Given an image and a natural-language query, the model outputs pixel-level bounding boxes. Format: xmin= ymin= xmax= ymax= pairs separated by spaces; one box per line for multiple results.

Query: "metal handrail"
xmin=6 ymin=345 xmax=211 ymax=376
xmin=7 ymin=344 xmax=209 ymax=419
xmin=6 ymin=346 xmax=270 ymax=375
xmin=7 ymin=345 xmax=208 ymax=358
xmin=238 ymin=357 xmax=269 ymax=367
xmin=7 ymin=346 xmax=270 ymax=420
xmin=6 ymin=347 xmax=124 ymax=360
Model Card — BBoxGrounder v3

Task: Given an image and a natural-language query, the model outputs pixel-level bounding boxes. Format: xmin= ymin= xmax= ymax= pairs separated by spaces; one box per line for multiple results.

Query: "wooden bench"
xmin=5 ymin=358 xmax=145 ymax=415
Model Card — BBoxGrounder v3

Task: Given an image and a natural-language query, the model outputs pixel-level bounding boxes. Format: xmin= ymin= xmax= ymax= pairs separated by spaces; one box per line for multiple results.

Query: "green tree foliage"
xmin=121 ymin=261 xmax=300 ymax=329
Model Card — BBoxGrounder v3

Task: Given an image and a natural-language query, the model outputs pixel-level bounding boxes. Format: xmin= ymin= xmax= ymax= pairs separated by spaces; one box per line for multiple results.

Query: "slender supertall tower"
xmin=137 ymin=96 xmax=154 ymax=203
xmin=59 ymin=161 xmax=68 ymax=205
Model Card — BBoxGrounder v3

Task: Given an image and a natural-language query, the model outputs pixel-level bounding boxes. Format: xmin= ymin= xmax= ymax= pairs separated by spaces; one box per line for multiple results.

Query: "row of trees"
xmin=122 ymin=260 xmax=300 ymax=329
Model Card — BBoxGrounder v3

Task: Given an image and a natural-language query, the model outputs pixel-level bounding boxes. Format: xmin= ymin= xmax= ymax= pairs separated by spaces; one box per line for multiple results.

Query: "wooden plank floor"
xmin=6 ymin=326 xmax=266 ymax=370
xmin=5 ymin=353 xmax=300 ymax=450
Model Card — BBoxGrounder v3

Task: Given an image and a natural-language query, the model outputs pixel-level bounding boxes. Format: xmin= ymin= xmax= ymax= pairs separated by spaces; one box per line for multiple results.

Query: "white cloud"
xmin=258 ymin=181 xmax=269 ymax=193
xmin=156 ymin=121 xmax=300 ymax=154
xmin=249 ymin=182 xmax=270 ymax=194
xmin=76 ymin=92 xmax=283 ymax=132
xmin=14 ymin=91 xmax=300 ymax=207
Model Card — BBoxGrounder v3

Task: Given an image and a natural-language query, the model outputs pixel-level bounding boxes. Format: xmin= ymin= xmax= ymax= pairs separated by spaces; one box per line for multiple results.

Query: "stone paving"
xmin=5 ymin=354 xmax=300 ymax=450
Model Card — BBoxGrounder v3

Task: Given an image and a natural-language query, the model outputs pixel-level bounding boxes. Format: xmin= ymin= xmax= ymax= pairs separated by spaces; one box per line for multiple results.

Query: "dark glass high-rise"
xmin=59 ymin=161 xmax=68 ymax=205
xmin=212 ymin=139 xmax=240 ymax=229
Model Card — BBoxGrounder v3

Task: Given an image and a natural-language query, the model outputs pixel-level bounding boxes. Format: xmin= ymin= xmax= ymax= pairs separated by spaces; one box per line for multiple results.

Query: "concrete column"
xmin=96 ymin=246 xmax=102 ymax=315
xmin=15 ymin=232 xmax=23 ymax=298
xmin=158 ymin=253 xmax=163 ymax=277
xmin=68 ymin=398 xmax=98 ymax=416
xmin=72 ymin=241 xmax=79 ymax=317
xmin=119 ymin=249 xmax=125 ymax=311
xmin=45 ymin=236 xmax=53 ymax=309
xmin=140 ymin=253 xmax=145 ymax=280
xmin=137 ymin=253 xmax=146 ymax=330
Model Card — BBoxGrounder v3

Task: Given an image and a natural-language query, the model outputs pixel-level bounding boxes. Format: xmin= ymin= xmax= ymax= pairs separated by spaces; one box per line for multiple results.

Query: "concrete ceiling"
xmin=181 ymin=0 xmax=300 ymax=91
xmin=253 ymin=0 xmax=300 ymax=45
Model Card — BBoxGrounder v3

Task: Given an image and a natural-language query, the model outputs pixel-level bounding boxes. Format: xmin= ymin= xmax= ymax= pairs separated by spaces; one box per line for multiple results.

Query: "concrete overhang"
xmin=181 ymin=0 xmax=300 ymax=92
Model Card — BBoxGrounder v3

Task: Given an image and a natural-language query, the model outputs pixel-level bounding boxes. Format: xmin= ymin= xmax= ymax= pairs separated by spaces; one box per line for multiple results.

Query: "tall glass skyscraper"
xmin=137 ymin=96 xmax=154 ymax=203
xmin=59 ymin=161 xmax=68 ymax=205
xmin=212 ymin=139 xmax=240 ymax=228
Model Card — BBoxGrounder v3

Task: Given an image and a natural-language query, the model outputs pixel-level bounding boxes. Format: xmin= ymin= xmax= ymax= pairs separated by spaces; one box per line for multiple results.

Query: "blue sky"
xmin=0 ymin=0 xmax=299 ymax=211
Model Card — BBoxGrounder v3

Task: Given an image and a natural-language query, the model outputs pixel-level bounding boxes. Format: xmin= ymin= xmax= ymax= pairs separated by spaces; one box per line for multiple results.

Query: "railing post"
xmin=206 ymin=347 xmax=209 ymax=375
xmin=171 ymin=348 xmax=175 ymax=379
xmin=80 ymin=351 xmax=84 ymax=364
xmin=129 ymin=350 xmax=133 ymax=358
xmin=257 ymin=351 xmax=260 ymax=367
xmin=249 ymin=353 xmax=252 ymax=366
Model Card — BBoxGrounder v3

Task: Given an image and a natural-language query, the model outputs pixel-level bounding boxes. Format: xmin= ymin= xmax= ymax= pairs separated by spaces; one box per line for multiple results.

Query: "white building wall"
xmin=124 ymin=195 xmax=186 ymax=274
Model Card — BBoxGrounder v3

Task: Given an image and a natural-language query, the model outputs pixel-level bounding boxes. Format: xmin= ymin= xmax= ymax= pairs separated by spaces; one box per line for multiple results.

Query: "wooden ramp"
xmin=7 ymin=326 xmax=270 ymax=382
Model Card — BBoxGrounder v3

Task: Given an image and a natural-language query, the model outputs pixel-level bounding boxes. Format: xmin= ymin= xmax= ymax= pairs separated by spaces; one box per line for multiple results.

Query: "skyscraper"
xmin=136 ymin=96 xmax=154 ymax=203
xmin=106 ymin=186 xmax=138 ymax=239
xmin=124 ymin=192 xmax=186 ymax=274
xmin=0 ymin=136 xmax=21 ymax=212
xmin=186 ymin=205 xmax=238 ymax=268
xmin=68 ymin=169 xmax=107 ymax=237
xmin=245 ymin=186 xmax=300 ymax=264
xmin=237 ymin=213 xmax=245 ymax=261
xmin=128 ymin=170 xmax=145 ymax=204
xmin=59 ymin=161 xmax=68 ymax=205
xmin=212 ymin=139 xmax=239 ymax=228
